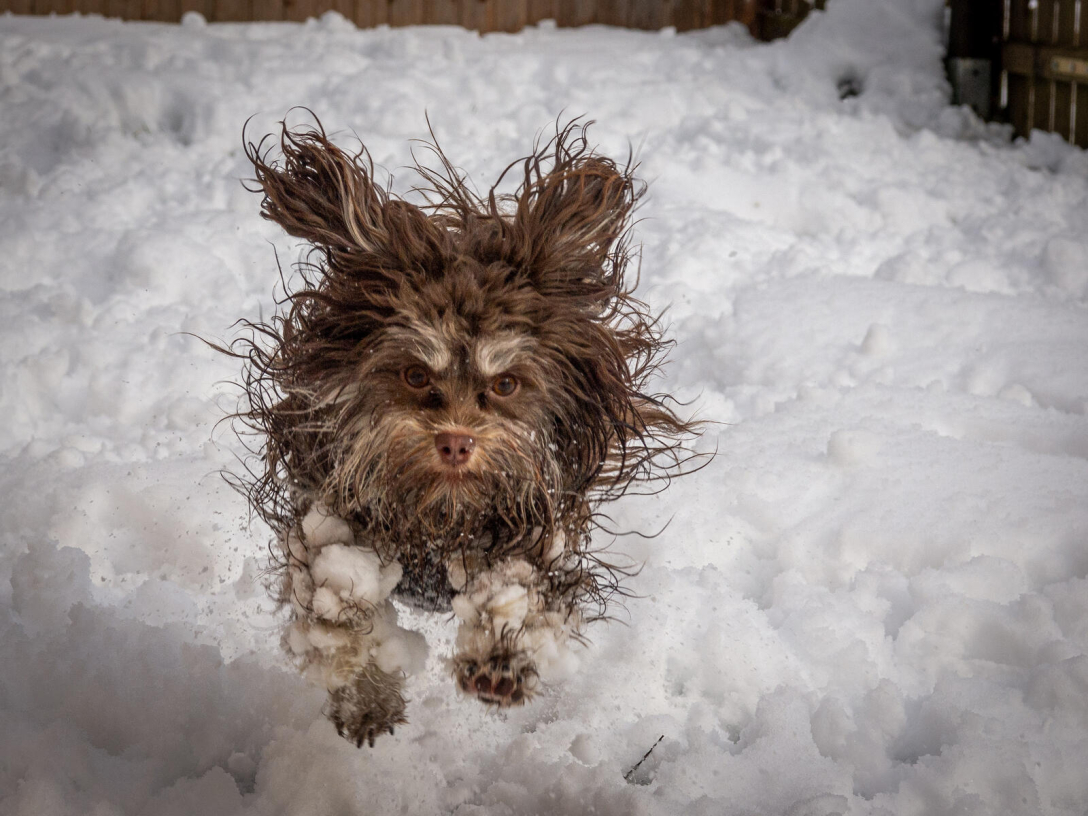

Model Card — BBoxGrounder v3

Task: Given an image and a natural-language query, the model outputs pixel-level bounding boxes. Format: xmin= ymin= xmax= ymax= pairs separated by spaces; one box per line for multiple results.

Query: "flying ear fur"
xmin=245 ymin=120 xmax=444 ymax=273
xmin=511 ymin=124 xmax=642 ymax=293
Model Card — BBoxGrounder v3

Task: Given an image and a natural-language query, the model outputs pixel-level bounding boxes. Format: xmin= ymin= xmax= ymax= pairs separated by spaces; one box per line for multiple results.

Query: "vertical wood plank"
xmin=355 ymin=0 xmax=390 ymax=26
xmin=527 ymin=0 xmax=555 ymax=22
xmin=627 ymin=0 xmax=669 ymax=29
xmin=708 ymin=0 xmax=733 ymax=25
xmin=737 ymin=0 xmax=757 ymax=32
xmin=1035 ymin=0 xmax=1055 ymax=41
xmin=458 ymin=0 xmax=489 ymax=30
xmin=328 ymin=0 xmax=353 ymax=21
xmin=179 ymin=0 xmax=215 ymax=21
xmin=1032 ymin=77 xmax=1053 ymax=131
xmin=1055 ymin=0 xmax=1077 ymax=44
xmin=144 ymin=0 xmax=180 ymax=20
xmin=1053 ymin=79 xmax=1073 ymax=139
xmin=1075 ymin=82 xmax=1088 ymax=146
xmin=283 ymin=0 xmax=320 ymax=22
xmin=1008 ymin=0 xmax=1029 ymax=41
xmin=251 ymin=0 xmax=284 ymax=20
xmin=33 ymin=0 xmax=72 ymax=15
xmin=79 ymin=0 xmax=108 ymax=15
xmin=422 ymin=0 xmax=459 ymax=23
xmin=387 ymin=0 xmax=422 ymax=24
xmin=6 ymin=0 xmax=34 ymax=14
xmin=1006 ymin=73 xmax=1032 ymax=139
xmin=216 ymin=0 xmax=251 ymax=20
xmin=596 ymin=0 xmax=629 ymax=27
xmin=556 ymin=0 xmax=595 ymax=26
xmin=491 ymin=0 xmax=526 ymax=30
xmin=673 ymin=0 xmax=713 ymax=30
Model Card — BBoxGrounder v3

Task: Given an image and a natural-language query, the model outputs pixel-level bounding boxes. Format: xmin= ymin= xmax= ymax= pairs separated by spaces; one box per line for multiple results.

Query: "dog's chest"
xmin=393 ymin=547 xmax=457 ymax=611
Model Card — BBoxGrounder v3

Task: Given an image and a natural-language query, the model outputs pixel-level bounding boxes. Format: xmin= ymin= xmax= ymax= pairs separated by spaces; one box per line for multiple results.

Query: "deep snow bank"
xmin=2 ymin=3 xmax=1088 ymax=814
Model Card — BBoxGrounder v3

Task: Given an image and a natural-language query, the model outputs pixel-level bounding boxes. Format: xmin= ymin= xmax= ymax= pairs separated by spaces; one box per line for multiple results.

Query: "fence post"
xmin=947 ymin=0 xmax=1001 ymax=118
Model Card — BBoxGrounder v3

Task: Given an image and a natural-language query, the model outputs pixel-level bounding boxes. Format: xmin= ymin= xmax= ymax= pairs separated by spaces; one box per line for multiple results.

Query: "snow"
xmin=2 ymin=2 xmax=1087 ymax=814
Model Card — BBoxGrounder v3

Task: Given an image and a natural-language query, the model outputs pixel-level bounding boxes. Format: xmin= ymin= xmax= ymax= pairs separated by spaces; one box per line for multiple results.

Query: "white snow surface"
xmin=3 ymin=3 xmax=1088 ymax=814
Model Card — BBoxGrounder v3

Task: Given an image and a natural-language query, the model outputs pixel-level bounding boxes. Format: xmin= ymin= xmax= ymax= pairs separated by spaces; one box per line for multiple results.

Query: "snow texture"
xmin=2 ymin=2 xmax=1088 ymax=814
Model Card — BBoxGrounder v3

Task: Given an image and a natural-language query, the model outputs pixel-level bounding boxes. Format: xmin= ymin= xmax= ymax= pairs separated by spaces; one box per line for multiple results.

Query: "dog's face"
xmin=318 ymin=269 xmax=571 ymax=542
xmin=238 ymin=120 xmax=692 ymax=558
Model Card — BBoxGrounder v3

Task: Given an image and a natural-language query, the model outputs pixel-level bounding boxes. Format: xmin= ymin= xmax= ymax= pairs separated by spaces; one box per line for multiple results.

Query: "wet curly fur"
xmin=224 ymin=114 xmax=697 ymax=747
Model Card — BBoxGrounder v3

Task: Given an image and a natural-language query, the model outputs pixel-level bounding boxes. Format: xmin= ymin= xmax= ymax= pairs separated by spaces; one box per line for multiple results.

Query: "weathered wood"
xmin=458 ymin=0 xmax=488 ymax=30
xmin=1052 ymin=75 xmax=1073 ymax=138
xmin=491 ymin=0 xmax=525 ymax=30
xmin=626 ymin=0 xmax=667 ymax=29
xmin=251 ymin=0 xmax=283 ymax=20
xmin=1056 ymin=0 xmax=1077 ymax=46
xmin=595 ymin=0 xmax=628 ymax=27
xmin=556 ymin=0 xmax=594 ymax=26
xmin=1007 ymin=0 xmax=1028 ymax=42
xmin=79 ymin=0 xmax=108 ymax=16
xmin=1075 ymin=82 xmax=1088 ymax=145
xmin=673 ymin=0 xmax=705 ymax=31
xmin=1 ymin=0 xmax=797 ymax=37
xmin=422 ymin=0 xmax=459 ymax=24
xmin=526 ymin=0 xmax=554 ymax=23
xmin=354 ymin=0 xmax=389 ymax=26
xmin=216 ymin=0 xmax=249 ymax=20
xmin=388 ymin=0 xmax=422 ymax=25
xmin=32 ymin=0 xmax=71 ymax=14
xmin=1006 ymin=73 xmax=1033 ymax=138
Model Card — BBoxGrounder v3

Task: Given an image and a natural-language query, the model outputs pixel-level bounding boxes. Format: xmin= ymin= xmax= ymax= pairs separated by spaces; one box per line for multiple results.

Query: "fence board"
xmin=1 ymin=0 xmax=783 ymax=37
xmin=1057 ymin=0 xmax=1077 ymax=45
xmin=421 ymin=0 xmax=458 ymax=24
xmin=354 ymin=0 xmax=388 ymax=25
xmin=1053 ymin=76 xmax=1073 ymax=137
xmin=1076 ymin=82 xmax=1088 ymax=144
xmin=458 ymin=0 xmax=488 ymax=29
xmin=595 ymin=0 xmax=627 ymax=27
xmin=216 ymin=0 xmax=249 ymax=20
xmin=250 ymin=0 xmax=283 ymax=20
xmin=1008 ymin=0 xmax=1029 ymax=41
xmin=33 ymin=0 xmax=72 ymax=14
xmin=148 ymin=0 xmax=181 ymax=20
xmin=1032 ymin=77 xmax=1053 ymax=130
xmin=556 ymin=0 xmax=594 ymax=25
xmin=491 ymin=0 xmax=526 ymax=30
xmin=388 ymin=0 xmax=423 ymax=25
xmin=526 ymin=0 xmax=554 ymax=22
xmin=626 ymin=0 xmax=665 ymax=28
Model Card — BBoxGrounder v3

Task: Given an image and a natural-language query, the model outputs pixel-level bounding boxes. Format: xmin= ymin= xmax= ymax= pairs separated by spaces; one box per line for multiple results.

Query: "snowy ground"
xmin=2 ymin=3 xmax=1088 ymax=814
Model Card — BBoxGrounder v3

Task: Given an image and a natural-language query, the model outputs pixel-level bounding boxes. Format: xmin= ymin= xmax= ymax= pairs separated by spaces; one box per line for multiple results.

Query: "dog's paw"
xmin=454 ymin=649 xmax=538 ymax=707
xmin=325 ymin=662 xmax=407 ymax=748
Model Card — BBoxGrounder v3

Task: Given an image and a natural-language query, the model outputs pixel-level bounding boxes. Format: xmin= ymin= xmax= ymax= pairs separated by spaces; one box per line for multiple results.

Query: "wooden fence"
xmin=0 ymin=0 xmax=820 ymax=38
xmin=1001 ymin=0 xmax=1088 ymax=147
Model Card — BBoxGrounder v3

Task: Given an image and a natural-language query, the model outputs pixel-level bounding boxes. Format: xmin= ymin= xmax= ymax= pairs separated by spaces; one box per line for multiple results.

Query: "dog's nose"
xmin=435 ymin=432 xmax=476 ymax=467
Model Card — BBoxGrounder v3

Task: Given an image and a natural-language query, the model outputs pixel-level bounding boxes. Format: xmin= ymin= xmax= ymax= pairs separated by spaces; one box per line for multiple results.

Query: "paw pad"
xmin=455 ymin=652 xmax=537 ymax=707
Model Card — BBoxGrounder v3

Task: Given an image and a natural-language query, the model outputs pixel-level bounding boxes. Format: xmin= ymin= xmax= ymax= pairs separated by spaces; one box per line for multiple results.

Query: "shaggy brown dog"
xmin=229 ymin=116 xmax=696 ymax=748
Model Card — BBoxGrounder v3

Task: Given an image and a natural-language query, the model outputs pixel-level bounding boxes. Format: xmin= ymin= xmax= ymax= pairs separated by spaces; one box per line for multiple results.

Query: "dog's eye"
xmin=491 ymin=374 xmax=519 ymax=398
xmin=403 ymin=365 xmax=430 ymax=389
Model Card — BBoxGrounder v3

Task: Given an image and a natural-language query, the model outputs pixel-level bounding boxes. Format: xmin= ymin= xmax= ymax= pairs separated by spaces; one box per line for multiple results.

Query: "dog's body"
xmin=232 ymin=119 xmax=694 ymax=747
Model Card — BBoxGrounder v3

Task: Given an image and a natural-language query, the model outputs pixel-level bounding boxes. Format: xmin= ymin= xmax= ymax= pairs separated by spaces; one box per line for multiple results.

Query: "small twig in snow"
xmin=623 ymin=734 xmax=665 ymax=782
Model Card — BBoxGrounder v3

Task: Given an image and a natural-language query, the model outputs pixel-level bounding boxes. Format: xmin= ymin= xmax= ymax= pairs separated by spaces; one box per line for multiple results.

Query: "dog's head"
xmin=236 ymin=118 xmax=693 ymax=559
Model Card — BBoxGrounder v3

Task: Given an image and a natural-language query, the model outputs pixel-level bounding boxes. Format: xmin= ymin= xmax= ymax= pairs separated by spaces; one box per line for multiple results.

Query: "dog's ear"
xmin=246 ymin=122 xmax=442 ymax=271
xmin=512 ymin=137 xmax=639 ymax=291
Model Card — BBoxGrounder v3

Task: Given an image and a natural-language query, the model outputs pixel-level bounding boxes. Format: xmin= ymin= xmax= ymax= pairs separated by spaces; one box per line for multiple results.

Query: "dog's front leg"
xmin=279 ymin=506 xmax=426 ymax=746
xmin=447 ymin=538 xmax=584 ymax=707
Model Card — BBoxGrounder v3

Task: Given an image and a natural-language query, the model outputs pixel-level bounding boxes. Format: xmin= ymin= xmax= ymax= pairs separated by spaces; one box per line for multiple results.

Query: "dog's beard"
xmin=320 ymin=411 xmax=566 ymax=563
